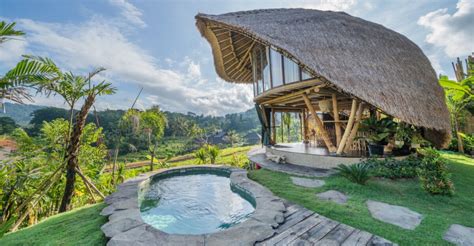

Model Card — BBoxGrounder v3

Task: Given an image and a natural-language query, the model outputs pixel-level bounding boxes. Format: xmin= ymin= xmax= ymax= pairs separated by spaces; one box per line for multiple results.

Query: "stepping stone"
xmin=366 ymin=200 xmax=422 ymax=230
xmin=443 ymin=224 xmax=474 ymax=246
xmin=316 ymin=190 xmax=348 ymax=204
xmin=291 ymin=176 xmax=325 ymax=188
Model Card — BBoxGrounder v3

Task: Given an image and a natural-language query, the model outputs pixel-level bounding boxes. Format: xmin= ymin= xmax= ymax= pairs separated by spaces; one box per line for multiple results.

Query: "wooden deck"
xmin=258 ymin=203 xmax=395 ymax=246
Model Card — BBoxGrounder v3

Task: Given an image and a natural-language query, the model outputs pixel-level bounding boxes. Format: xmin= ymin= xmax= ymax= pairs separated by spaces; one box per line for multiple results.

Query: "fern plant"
xmin=335 ymin=163 xmax=372 ymax=185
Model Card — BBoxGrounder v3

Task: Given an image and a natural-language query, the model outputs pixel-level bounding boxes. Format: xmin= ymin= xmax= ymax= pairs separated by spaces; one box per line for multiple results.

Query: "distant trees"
xmin=224 ymin=130 xmax=241 ymax=147
xmin=0 ymin=117 xmax=17 ymax=135
xmin=121 ymin=107 xmax=166 ymax=171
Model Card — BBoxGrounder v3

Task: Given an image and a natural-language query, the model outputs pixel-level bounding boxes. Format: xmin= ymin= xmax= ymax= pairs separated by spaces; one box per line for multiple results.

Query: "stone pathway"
xmin=258 ymin=202 xmax=395 ymax=245
xmin=316 ymin=190 xmax=349 ymax=205
xmin=291 ymin=177 xmax=325 ymax=188
xmin=366 ymin=200 xmax=422 ymax=230
xmin=247 ymin=148 xmax=335 ymax=178
xmin=443 ymin=224 xmax=474 ymax=246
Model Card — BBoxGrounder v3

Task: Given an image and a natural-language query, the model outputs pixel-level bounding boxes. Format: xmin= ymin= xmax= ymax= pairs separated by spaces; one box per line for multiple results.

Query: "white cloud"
xmin=289 ymin=0 xmax=357 ymax=11
xmin=108 ymin=0 xmax=146 ymax=28
xmin=0 ymin=38 xmax=27 ymax=67
xmin=11 ymin=15 xmax=252 ymax=115
xmin=418 ymin=0 xmax=474 ymax=58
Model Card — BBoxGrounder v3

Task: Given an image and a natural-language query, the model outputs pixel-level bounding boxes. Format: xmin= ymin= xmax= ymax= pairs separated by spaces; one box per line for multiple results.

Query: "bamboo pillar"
xmin=272 ymin=109 xmax=276 ymax=144
xmin=344 ymin=103 xmax=365 ymax=152
xmin=337 ymin=99 xmax=358 ymax=155
xmin=302 ymin=93 xmax=337 ymax=153
xmin=332 ymin=94 xmax=342 ymax=147
xmin=303 ymin=109 xmax=308 ymax=141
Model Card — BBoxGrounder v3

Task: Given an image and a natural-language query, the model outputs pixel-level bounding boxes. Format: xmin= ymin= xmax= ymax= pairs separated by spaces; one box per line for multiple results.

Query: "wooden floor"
xmin=258 ymin=203 xmax=395 ymax=246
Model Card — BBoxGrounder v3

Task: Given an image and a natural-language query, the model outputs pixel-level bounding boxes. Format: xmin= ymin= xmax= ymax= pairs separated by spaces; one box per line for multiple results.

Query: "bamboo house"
xmin=195 ymin=9 xmax=450 ymax=164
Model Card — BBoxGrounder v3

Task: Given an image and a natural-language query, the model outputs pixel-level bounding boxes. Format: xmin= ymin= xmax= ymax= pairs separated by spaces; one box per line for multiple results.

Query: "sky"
xmin=0 ymin=0 xmax=473 ymax=115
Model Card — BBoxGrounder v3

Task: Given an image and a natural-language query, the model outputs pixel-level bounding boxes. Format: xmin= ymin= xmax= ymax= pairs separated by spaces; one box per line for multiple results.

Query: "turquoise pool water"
xmin=139 ymin=171 xmax=255 ymax=235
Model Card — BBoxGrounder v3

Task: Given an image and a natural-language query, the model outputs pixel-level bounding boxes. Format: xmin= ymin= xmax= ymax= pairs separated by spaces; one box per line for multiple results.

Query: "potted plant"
xmin=358 ymin=116 xmax=396 ymax=156
xmin=393 ymin=123 xmax=413 ymax=156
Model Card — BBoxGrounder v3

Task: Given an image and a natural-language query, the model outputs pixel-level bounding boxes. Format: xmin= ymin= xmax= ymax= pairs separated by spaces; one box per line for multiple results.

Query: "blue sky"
xmin=0 ymin=0 xmax=472 ymax=115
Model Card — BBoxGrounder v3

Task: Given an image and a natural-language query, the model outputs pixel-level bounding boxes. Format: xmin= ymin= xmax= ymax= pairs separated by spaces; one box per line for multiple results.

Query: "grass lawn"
xmin=0 ymin=203 xmax=107 ymax=246
xmin=248 ymin=152 xmax=474 ymax=245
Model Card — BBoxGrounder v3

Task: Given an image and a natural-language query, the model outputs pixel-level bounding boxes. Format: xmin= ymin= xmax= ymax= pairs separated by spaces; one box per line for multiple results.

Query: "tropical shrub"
xmin=207 ymin=145 xmax=220 ymax=164
xmin=335 ymin=163 xmax=372 ymax=185
xmin=363 ymin=155 xmax=421 ymax=179
xmin=194 ymin=147 xmax=208 ymax=164
xmin=229 ymin=153 xmax=250 ymax=169
xmin=417 ymin=148 xmax=454 ymax=195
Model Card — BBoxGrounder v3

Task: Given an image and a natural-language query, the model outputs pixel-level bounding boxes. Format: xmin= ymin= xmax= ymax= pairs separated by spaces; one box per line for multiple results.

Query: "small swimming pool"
xmin=139 ymin=169 xmax=256 ymax=235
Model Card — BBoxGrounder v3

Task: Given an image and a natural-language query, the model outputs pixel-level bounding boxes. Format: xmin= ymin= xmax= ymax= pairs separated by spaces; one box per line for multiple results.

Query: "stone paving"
xmin=366 ymin=200 xmax=422 ymax=230
xmin=316 ymin=190 xmax=349 ymax=205
xmin=443 ymin=224 xmax=474 ymax=246
xmin=290 ymin=176 xmax=325 ymax=188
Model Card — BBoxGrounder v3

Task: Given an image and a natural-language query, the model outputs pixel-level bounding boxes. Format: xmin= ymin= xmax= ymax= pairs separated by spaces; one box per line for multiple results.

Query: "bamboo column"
xmin=337 ymin=99 xmax=358 ymax=155
xmin=344 ymin=103 xmax=365 ymax=152
xmin=272 ymin=109 xmax=276 ymax=144
xmin=332 ymin=94 xmax=342 ymax=147
xmin=302 ymin=93 xmax=337 ymax=153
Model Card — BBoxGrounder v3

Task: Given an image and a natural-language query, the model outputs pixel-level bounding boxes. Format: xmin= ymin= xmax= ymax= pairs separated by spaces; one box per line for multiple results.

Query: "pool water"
xmin=140 ymin=172 xmax=255 ymax=235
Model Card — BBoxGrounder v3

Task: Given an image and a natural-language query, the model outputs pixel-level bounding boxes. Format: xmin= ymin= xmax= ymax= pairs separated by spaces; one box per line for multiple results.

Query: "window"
xmin=301 ymin=69 xmax=313 ymax=80
xmin=270 ymin=49 xmax=283 ymax=87
xmin=252 ymin=47 xmax=263 ymax=95
xmin=262 ymin=47 xmax=271 ymax=91
xmin=283 ymin=56 xmax=300 ymax=83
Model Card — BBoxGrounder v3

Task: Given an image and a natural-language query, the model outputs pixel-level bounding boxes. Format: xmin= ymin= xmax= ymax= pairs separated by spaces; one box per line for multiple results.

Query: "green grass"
xmin=0 ymin=203 xmax=107 ymax=246
xmin=248 ymin=152 xmax=474 ymax=245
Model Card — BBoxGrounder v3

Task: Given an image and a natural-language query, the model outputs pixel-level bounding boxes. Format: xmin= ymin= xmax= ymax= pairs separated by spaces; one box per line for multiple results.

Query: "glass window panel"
xmin=283 ymin=56 xmax=300 ymax=83
xmin=301 ymin=69 xmax=313 ymax=80
xmin=270 ymin=49 xmax=283 ymax=87
xmin=253 ymin=47 xmax=263 ymax=95
xmin=262 ymin=47 xmax=271 ymax=91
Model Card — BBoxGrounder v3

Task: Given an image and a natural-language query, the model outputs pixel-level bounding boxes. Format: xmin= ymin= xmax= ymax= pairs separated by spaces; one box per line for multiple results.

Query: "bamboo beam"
xmin=302 ymin=93 xmax=337 ymax=153
xmin=337 ymin=99 xmax=358 ymax=155
xmin=344 ymin=103 xmax=365 ymax=152
xmin=332 ymin=93 xmax=342 ymax=147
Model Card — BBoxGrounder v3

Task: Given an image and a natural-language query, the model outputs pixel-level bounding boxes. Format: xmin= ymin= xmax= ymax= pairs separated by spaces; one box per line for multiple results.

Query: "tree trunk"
xmin=59 ymin=93 xmax=97 ymax=213
xmin=454 ymin=118 xmax=464 ymax=153
xmin=111 ymin=147 xmax=119 ymax=185
xmin=150 ymin=142 xmax=157 ymax=171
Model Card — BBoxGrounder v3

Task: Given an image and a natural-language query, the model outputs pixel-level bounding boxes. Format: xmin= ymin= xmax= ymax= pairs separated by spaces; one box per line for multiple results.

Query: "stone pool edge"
xmin=100 ymin=165 xmax=286 ymax=246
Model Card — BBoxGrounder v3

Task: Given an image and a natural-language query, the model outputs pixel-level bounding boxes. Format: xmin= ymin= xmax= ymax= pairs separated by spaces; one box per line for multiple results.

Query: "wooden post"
xmin=272 ymin=109 xmax=276 ymax=144
xmin=302 ymin=93 xmax=337 ymax=153
xmin=337 ymin=99 xmax=358 ymax=155
xmin=332 ymin=94 xmax=342 ymax=147
xmin=344 ymin=103 xmax=365 ymax=152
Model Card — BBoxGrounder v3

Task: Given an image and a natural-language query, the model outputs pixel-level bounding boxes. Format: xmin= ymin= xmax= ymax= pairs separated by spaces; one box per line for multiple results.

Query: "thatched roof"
xmin=195 ymin=8 xmax=451 ymax=147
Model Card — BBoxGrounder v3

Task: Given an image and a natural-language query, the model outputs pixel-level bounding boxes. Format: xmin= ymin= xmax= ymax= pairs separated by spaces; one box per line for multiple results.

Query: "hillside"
xmin=0 ymin=103 xmax=45 ymax=126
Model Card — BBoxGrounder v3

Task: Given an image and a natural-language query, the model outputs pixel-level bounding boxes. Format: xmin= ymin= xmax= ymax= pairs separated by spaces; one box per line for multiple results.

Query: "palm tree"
xmin=59 ymin=71 xmax=115 ymax=212
xmin=0 ymin=21 xmax=24 ymax=43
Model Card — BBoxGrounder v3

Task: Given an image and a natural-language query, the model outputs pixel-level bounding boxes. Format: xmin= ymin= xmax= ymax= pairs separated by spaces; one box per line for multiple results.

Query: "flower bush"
xmin=417 ymin=148 xmax=455 ymax=196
